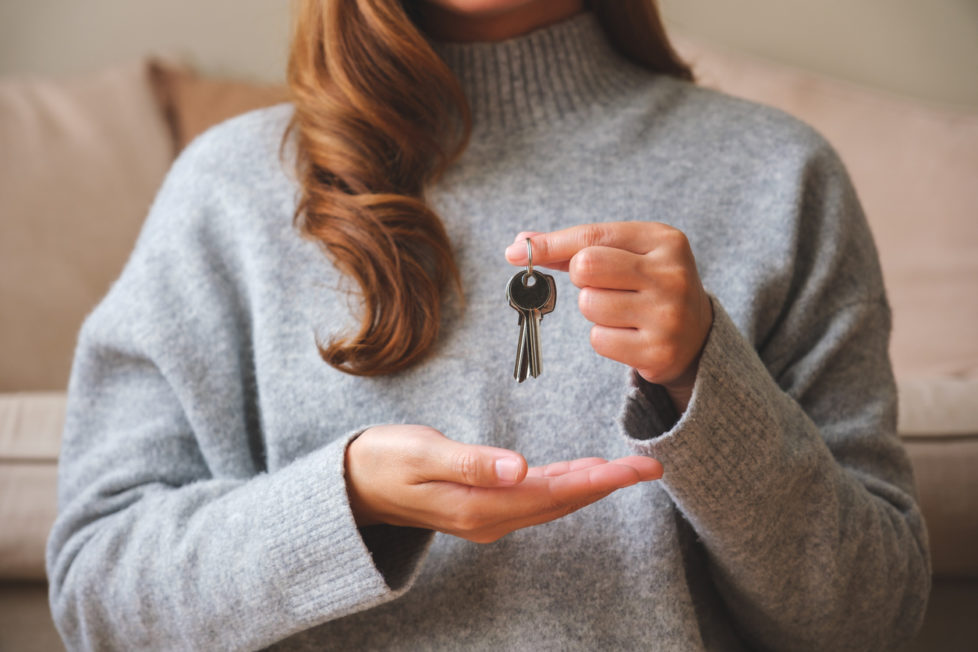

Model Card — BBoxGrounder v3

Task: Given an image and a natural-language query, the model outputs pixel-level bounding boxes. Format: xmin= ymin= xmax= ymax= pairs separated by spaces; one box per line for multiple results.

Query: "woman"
xmin=47 ymin=0 xmax=930 ymax=649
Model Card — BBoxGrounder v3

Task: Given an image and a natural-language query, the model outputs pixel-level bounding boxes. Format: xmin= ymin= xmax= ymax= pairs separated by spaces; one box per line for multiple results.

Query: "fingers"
xmin=526 ymin=455 xmax=661 ymax=480
xmin=578 ymin=288 xmax=645 ymax=328
xmin=506 ymin=231 xmax=569 ymax=272
xmin=611 ymin=455 xmax=664 ymax=481
xmin=505 ymin=223 xmax=671 ymax=267
xmin=525 ymin=457 xmax=607 ymax=478
xmin=425 ymin=438 xmax=528 ymax=487
xmin=588 ymin=325 xmax=679 ymax=381
xmin=568 ymin=246 xmax=649 ymax=290
xmin=419 ymin=456 xmax=663 ymax=542
xmin=546 ymin=456 xmax=663 ymax=502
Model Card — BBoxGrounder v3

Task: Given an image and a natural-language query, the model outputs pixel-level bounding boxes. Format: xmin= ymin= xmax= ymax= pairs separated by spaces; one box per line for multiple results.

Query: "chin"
xmin=421 ymin=0 xmax=540 ymax=16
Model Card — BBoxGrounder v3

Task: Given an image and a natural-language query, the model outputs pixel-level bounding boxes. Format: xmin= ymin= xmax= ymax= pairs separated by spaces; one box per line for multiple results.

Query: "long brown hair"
xmin=285 ymin=0 xmax=691 ymax=376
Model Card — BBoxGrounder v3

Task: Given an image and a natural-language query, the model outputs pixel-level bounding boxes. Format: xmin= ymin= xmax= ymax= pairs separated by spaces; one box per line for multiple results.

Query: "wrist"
xmin=662 ymin=292 xmax=713 ymax=413
xmin=344 ymin=433 xmax=381 ymax=528
xmin=662 ymin=359 xmax=698 ymax=414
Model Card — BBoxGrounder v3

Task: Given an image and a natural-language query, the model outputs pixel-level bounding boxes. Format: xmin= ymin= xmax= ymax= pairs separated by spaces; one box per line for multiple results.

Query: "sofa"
xmin=1 ymin=40 xmax=975 ymax=650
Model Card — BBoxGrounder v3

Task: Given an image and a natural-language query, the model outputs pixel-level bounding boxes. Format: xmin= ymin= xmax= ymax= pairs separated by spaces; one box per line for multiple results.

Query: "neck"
xmin=415 ymin=0 xmax=584 ymax=42
xmin=431 ymin=12 xmax=648 ymax=134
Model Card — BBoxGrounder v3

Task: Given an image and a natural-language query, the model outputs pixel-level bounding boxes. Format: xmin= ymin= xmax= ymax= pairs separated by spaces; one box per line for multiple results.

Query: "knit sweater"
xmin=47 ymin=12 xmax=930 ymax=651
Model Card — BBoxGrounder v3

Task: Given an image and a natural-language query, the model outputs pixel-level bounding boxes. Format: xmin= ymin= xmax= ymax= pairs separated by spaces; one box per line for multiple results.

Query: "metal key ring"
xmin=523 ymin=238 xmax=534 ymax=286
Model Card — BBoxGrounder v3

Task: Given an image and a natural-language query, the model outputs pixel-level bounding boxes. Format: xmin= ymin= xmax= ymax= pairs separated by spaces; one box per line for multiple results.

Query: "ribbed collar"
xmin=431 ymin=11 xmax=649 ymax=134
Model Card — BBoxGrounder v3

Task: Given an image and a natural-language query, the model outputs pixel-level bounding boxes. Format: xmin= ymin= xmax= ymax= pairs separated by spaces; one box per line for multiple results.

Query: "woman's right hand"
xmin=345 ymin=425 xmax=662 ymax=543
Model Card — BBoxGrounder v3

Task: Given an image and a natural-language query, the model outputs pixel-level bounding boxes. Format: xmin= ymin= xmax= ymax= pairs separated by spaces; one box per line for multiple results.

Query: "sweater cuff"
xmin=258 ymin=430 xmax=434 ymax=626
xmin=619 ymin=296 xmax=809 ymax=516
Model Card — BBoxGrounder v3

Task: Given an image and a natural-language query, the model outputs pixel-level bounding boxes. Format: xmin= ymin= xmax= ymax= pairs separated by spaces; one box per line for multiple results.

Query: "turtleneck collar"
xmin=431 ymin=11 xmax=650 ymax=134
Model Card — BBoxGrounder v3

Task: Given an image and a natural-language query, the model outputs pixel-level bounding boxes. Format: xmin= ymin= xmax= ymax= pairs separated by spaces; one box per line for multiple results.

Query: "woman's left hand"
xmin=505 ymin=222 xmax=713 ymax=412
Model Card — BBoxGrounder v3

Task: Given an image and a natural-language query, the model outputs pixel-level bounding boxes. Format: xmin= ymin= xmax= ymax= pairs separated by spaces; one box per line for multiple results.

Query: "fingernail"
xmin=495 ymin=458 xmax=521 ymax=484
xmin=505 ymin=242 xmax=525 ymax=261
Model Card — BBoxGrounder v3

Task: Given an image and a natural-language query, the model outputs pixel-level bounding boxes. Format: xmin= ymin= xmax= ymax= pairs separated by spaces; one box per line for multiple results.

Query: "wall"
xmin=659 ymin=0 xmax=978 ymax=109
xmin=0 ymin=0 xmax=291 ymax=83
xmin=1 ymin=0 xmax=976 ymax=109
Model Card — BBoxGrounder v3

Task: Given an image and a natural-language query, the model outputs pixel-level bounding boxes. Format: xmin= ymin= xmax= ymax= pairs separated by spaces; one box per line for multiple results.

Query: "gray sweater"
xmin=47 ymin=12 xmax=930 ymax=651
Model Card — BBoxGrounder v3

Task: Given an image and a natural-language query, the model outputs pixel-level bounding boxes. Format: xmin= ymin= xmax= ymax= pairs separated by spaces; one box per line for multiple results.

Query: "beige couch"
xmin=1 ymin=43 xmax=976 ymax=650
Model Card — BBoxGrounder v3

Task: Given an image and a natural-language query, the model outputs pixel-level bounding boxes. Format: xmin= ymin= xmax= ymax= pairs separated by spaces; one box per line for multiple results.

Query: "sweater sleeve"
xmin=620 ymin=142 xmax=931 ymax=650
xmin=45 ymin=133 xmax=433 ymax=651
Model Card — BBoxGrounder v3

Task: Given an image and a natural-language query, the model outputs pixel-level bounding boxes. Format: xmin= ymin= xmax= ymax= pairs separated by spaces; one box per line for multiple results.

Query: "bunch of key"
xmin=507 ymin=239 xmax=556 ymax=382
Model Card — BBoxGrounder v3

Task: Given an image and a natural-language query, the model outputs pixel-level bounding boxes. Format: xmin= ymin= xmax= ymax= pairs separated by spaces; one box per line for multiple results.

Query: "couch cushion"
xmin=898 ymin=377 xmax=978 ymax=437
xmin=0 ymin=60 xmax=174 ymax=392
xmin=149 ymin=59 xmax=288 ymax=152
xmin=903 ymin=435 xmax=978 ymax=578
xmin=0 ymin=582 xmax=63 ymax=651
xmin=673 ymin=36 xmax=978 ymax=383
xmin=0 ymin=465 xmax=58 ymax=581
xmin=0 ymin=392 xmax=65 ymax=460
xmin=0 ymin=393 xmax=63 ymax=580
xmin=897 ymin=365 xmax=978 ymax=579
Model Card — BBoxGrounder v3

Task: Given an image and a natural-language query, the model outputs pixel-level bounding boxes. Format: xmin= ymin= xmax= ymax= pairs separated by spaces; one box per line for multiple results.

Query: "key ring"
xmin=522 ymin=238 xmax=534 ymax=286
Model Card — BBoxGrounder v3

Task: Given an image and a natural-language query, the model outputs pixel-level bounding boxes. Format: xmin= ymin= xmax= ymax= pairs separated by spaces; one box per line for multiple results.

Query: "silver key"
xmin=513 ymin=309 xmax=529 ymax=381
xmin=507 ymin=269 xmax=556 ymax=382
xmin=535 ymin=275 xmax=557 ymax=374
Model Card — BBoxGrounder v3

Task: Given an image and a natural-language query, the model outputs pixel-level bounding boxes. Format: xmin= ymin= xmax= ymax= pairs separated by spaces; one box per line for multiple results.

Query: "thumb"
xmin=428 ymin=439 xmax=528 ymax=487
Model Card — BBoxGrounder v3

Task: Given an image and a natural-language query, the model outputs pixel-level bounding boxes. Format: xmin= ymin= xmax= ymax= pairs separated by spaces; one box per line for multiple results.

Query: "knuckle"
xmin=636 ymin=254 xmax=657 ymax=280
xmin=662 ymin=226 xmax=689 ymax=249
xmin=400 ymin=425 xmax=438 ymax=452
xmin=569 ymin=248 xmax=598 ymax=284
xmin=581 ymin=224 xmax=609 ymax=249
xmin=578 ymin=288 xmax=595 ymax=318
xmin=451 ymin=450 xmax=480 ymax=485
